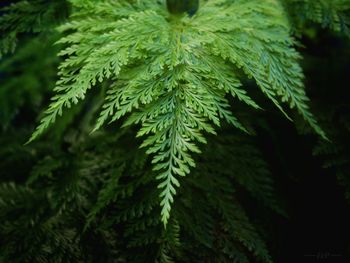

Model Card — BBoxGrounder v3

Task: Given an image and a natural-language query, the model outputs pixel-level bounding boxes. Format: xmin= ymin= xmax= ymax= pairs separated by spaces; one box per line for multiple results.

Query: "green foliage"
xmin=0 ymin=49 xmax=282 ymax=260
xmin=296 ymin=78 xmax=350 ymax=204
xmin=284 ymin=0 xmax=350 ymax=36
xmin=0 ymin=121 xmax=282 ymax=262
xmin=2 ymin=0 xmax=349 ymax=262
xmin=28 ymin=0 xmax=325 ymax=225
xmin=293 ymin=32 xmax=350 ymax=205
xmin=175 ymin=131 xmax=283 ymax=262
xmin=0 ymin=35 xmax=60 ymax=129
xmin=0 ymin=0 xmax=68 ymax=58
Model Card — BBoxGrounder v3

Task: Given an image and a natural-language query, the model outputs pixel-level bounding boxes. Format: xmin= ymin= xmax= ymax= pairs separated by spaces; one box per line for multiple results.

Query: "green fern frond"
xmin=0 ymin=0 xmax=68 ymax=59
xmin=29 ymin=0 xmax=325 ymax=225
xmin=285 ymin=0 xmax=350 ymax=35
xmin=176 ymin=132 xmax=278 ymax=262
xmin=0 ymin=183 xmax=82 ymax=263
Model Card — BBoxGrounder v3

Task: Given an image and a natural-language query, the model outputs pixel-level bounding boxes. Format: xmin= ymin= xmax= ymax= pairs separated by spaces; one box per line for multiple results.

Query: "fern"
xmin=1 ymin=0 xmax=349 ymax=261
xmin=0 ymin=35 xmax=60 ymax=129
xmin=0 ymin=116 xmax=284 ymax=262
xmin=284 ymin=0 xmax=350 ymax=36
xmin=0 ymin=182 xmax=82 ymax=263
xmin=292 ymin=32 xmax=350 ymax=204
xmin=175 ymin=129 xmax=284 ymax=262
xmin=0 ymin=0 xmax=68 ymax=58
xmin=26 ymin=0 xmax=326 ymax=226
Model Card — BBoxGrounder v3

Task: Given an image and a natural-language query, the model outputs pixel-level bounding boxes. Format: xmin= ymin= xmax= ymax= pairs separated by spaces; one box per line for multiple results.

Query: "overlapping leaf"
xmin=29 ymin=0 xmax=325 ymax=225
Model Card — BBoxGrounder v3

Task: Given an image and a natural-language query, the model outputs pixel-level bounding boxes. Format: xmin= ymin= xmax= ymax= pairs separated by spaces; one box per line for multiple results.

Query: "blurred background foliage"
xmin=0 ymin=0 xmax=349 ymax=262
